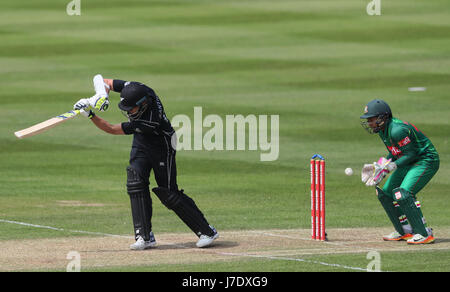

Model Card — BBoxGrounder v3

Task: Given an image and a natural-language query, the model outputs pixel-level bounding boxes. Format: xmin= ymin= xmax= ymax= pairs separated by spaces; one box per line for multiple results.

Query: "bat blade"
xmin=14 ymin=110 xmax=80 ymax=139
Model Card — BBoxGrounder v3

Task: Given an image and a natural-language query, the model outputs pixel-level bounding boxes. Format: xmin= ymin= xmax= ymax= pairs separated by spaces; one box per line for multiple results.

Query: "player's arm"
xmin=72 ymin=101 xmax=125 ymax=135
xmin=73 ymin=75 xmax=111 ymax=112
xmin=90 ymin=114 xmax=125 ymax=135
xmin=104 ymin=79 xmax=129 ymax=93
xmin=102 ymin=78 xmax=130 ymax=93
xmin=103 ymin=79 xmax=114 ymax=93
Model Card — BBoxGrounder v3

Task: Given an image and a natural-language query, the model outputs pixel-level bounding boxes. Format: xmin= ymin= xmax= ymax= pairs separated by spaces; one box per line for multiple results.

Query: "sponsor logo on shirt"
xmin=387 ymin=145 xmax=402 ymax=156
xmin=398 ymin=136 xmax=411 ymax=147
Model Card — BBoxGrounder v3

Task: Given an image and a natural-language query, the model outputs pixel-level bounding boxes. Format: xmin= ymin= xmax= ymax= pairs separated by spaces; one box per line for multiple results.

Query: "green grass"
xmin=0 ymin=0 xmax=449 ymax=272
xmin=37 ymin=249 xmax=450 ymax=272
xmin=80 ymin=249 xmax=450 ymax=272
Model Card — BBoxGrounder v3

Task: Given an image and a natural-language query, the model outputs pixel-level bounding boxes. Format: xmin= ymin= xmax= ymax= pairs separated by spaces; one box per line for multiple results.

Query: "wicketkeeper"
xmin=360 ymin=99 xmax=439 ymax=244
xmin=73 ymin=75 xmax=219 ymax=250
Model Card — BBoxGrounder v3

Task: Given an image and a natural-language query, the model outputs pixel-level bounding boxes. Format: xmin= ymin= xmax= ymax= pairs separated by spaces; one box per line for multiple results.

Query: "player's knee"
xmin=152 ymin=187 xmax=181 ymax=209
xmin=126 ymin=166 xmax=147 ymax=195
xmin=392 ymin=187 xmax=412 ymax=202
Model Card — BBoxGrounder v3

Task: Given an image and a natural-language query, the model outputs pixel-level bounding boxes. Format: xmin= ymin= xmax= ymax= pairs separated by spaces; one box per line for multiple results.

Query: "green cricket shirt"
xmin=378 ymin=118 xmax=439 ymax=168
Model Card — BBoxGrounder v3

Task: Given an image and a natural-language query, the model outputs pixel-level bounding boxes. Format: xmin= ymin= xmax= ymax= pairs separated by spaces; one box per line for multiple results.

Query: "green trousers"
xmin=382 ymin=159 xmax=440 ymax=196
xmin=379 ymin=159 xmax=439 ymax=237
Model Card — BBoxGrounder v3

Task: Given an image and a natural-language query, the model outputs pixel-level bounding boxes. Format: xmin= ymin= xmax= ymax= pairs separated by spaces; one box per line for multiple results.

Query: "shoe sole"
xmin=130 ymin=241 xmax=157 ymax=250
xmin=383 ymin=234 xmax=413 ymax=241
xmin=407 ymin=236 xmax=435 ymax=245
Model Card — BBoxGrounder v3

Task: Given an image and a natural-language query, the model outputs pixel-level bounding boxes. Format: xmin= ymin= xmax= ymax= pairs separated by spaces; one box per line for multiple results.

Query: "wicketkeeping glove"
xmin=361 ymin=163 xmax=375 ymax=185
xmin=372 ymin=157 xmax=397 ymax=186
xmin=361 ymin=157 xmax=397 ymax=187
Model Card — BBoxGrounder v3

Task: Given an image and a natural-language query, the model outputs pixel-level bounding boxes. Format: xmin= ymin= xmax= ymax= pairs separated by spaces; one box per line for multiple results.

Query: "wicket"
xmin=311 ymin=154 xmax=326 ymax=241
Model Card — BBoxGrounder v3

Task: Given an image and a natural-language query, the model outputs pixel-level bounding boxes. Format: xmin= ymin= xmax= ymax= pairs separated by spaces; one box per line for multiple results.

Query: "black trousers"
xmin=127 ymin=135 xmax=213 ymax=238
xmin=129 ymin=136 xmax=178 ymax=191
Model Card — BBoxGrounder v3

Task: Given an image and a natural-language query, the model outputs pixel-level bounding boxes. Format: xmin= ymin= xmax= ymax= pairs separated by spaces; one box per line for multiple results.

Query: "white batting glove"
xmin=88 ymin=93 xmax=109 ymax=112
xmin=79 ymin=109 xmax=95 ymax=119
xmin=74 ymin=98 xmax=91 ymax=111
xmin=74 ymin=99 xmax=96 ymax=119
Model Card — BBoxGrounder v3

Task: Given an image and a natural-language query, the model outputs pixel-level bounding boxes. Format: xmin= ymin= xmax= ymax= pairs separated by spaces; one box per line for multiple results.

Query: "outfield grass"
xmin=0 ymin=0 xmax=449 ymax=272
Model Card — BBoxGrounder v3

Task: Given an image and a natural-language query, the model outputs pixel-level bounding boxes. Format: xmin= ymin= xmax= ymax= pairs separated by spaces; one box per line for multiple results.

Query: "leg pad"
xmin=152 ymin=187 xmax=213 ymax=237
xmin=127 ymin=166 xmax=152 ymax=241
xmin=376 ymin=187 xmax=405 ymax=235
xmin=393 ymin=187 xmax=427 ymax=237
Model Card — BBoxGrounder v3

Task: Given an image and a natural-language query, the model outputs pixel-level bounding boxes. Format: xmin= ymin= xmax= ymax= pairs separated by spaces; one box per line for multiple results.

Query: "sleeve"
xmin=391 ymin=126 xmax=418 ymax=167
xmin=121 ymin=122 xmax=135 ymax=135
xmin=113 ymin=80 xmax=128 ymax=93
xmin=121 ymin=120 xmax=160 ymax=136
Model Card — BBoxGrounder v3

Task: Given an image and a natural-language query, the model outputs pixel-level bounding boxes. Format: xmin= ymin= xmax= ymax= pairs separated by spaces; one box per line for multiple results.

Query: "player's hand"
xmin=79 ymin=109 xmax=95 ymax=119
xmin=362 ymin=163 xmax=377 ymax=186
xmin=74 ymin=99 xmax=96 ymax=119
xmin=361 ymin=163 xmax=374 ymax=184
xmin=375 ymin=157 xmax=397 ymax=172
xmin=386 ymin=161 xmax=397 ymax=172
xmin=372 ymin=157 xmax=397 ymax=185
xmin=372 ymin=162 xmax=388 ymax=185
xmin=74 ymin=98 xmax=91 ymax=111
xmin=88 ymin=93 xmax=109 ymax=112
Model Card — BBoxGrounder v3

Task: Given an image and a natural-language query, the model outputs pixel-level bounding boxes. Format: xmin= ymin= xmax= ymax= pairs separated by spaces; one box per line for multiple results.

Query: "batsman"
xmin=73 ymin=75 xmax=218 ymax=250
xmin=360 ymin=99 xmax=439 ymax=244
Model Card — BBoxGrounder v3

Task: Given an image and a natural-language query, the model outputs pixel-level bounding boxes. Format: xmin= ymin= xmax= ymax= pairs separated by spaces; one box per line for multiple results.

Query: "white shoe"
xmin=406 ymin=233 xmax=435 ymax=245
xmin=196 ymin=227 xmax=219 ymax=248
xmin=130 ymin=233 xmax=157 ymax=250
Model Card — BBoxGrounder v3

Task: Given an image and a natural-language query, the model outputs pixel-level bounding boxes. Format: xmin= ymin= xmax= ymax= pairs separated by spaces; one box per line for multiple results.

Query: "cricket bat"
xmin=14 ymin=110 xmax=81 ymax=139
